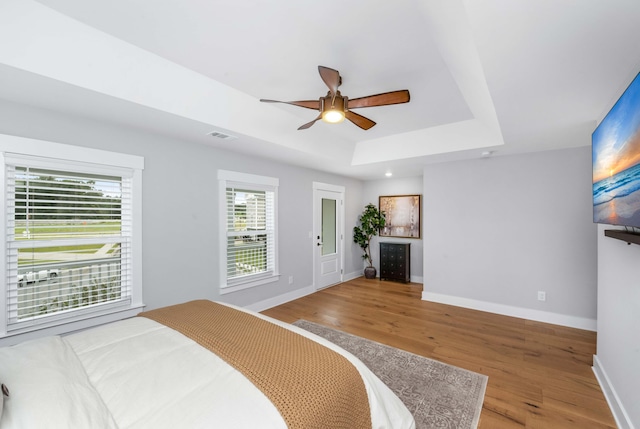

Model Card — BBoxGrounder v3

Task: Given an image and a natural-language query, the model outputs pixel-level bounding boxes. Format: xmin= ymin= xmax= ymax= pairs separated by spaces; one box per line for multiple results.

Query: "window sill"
xmin=220 ymin=274 xmax=280 ymax=295
xmin=0 ymin=304 xmax=145 ymax=347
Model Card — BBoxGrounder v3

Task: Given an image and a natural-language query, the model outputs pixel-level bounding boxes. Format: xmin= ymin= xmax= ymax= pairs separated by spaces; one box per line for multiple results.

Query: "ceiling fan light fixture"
xmin=322 ymin=109 xmax=345 ymax=123
xmin=320 ymin=95 xmax=346 ymax=124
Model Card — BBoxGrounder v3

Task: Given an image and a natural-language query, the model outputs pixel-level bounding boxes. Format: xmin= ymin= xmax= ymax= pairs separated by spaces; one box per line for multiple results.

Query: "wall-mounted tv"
xmin=592 ymin=72 xmax=640 ymax=228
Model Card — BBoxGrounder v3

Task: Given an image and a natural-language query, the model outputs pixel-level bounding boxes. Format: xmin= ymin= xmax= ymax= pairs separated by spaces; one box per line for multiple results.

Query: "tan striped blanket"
xmin=139 ymin=300 xmax=371 ymax=429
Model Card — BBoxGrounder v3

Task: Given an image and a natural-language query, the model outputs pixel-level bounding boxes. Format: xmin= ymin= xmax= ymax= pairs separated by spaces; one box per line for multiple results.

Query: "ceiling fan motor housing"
xmin=321 ymin=93 xmax=347 ymax=123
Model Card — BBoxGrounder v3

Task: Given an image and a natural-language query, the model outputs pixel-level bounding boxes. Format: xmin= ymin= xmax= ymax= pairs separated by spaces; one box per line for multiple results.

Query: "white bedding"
xmin=0 ymin=336 xmax=118 ymax=429
xmin=0 ymin=303 xmax=415 ymax=429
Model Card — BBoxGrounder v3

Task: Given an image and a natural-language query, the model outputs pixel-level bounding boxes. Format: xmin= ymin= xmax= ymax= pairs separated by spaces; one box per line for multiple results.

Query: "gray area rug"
xmin=293 ymin=320 xmax=488 ymax=429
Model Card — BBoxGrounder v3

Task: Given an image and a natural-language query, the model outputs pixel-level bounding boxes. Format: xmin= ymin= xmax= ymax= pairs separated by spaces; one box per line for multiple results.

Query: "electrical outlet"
xmin=537 ymin=291 xmax=546 ymax=302
xmin=288 ymin=276 xmax=293 ymax=285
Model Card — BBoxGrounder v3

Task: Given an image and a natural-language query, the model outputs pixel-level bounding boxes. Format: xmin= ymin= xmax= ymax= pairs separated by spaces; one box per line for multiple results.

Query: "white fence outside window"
xmin=17 ymin=261 xmax=122 ymax=319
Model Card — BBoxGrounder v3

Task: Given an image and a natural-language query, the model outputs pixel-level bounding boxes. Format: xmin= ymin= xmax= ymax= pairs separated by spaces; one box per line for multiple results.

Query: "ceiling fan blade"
xmin=318 ymin=66 xmax=341 ymax=96
xmin=347 ymin=90 xmax=410 ymax=109
xmin=345 ymin=110 xmax=376 ymax=130
xmin=260 ymin=99 xmax=320 ymax=110
xmin=298 ymin=114 xmax=323 ymax=130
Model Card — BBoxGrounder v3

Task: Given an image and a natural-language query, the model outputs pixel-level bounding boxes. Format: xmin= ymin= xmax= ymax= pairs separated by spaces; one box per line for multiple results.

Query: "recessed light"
xmin=385 ymin=172 xmax=393 ymax=177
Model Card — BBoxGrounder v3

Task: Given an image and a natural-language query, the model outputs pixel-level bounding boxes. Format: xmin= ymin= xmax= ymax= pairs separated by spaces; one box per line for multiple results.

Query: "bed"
xmin=0 ymin=300 xmax=415 ymax=429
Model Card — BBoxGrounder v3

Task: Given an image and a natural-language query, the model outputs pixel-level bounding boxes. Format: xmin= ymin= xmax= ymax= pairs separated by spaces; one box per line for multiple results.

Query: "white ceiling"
xmin=1 ymin=0 xmax=639 ymax=180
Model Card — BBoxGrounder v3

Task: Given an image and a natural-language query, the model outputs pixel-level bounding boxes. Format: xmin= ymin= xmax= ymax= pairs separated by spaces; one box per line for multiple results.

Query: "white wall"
xmin=362 ymin=177 xmax=423 ymax=282
xmin=422 ymin=146 xmax=598 ymax=330
xmin=594 ymin=224 xmax=640 ymax=429
xmin=0 ymin=99 xmax=365 ymax=312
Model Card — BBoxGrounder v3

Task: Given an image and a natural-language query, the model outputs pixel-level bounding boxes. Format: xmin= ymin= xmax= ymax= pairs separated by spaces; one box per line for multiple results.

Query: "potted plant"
xmin=353 ymin=203 xmax=386 ymax=279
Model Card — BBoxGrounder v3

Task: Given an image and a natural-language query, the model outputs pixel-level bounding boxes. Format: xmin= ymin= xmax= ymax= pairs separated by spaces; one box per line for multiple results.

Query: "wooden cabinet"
xmin=379 ymin=242 xmax=410 ymax=283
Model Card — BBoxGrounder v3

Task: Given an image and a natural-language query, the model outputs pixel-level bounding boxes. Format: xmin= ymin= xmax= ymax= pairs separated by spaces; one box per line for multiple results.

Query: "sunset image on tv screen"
xmin=592 ymin=73 xmax=640 ymax=228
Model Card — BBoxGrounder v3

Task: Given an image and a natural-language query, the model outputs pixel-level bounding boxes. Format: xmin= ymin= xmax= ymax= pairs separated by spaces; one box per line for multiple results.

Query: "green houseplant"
xmin=353 ymin=203 xmax=386 ymax=279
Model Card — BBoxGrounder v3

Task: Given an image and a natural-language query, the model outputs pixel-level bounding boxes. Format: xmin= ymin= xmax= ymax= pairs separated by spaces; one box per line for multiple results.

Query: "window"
xmin=1 ymin=135 xmax=143 ymax=343
xmin=218 ymin=170 xmax=278 ymax=294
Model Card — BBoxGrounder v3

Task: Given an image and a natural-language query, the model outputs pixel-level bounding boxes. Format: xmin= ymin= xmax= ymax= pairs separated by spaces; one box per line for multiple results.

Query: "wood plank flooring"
xmin=261 ymin=278 xmax=616 ymax=428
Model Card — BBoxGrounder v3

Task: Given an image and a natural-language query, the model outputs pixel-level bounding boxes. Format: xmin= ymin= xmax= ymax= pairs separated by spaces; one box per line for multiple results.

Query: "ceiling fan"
xmin=260 ymin=66 xmax=410 ymax=130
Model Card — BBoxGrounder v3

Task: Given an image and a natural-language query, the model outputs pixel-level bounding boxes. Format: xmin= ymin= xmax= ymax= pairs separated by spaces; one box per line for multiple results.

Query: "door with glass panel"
xmin=313 ymin=185 xmax=344 ymax=289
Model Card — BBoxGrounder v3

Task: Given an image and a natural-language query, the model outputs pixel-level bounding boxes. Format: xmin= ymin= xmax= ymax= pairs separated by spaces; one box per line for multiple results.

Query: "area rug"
xmin=293 ymin=320 xmax=488 ymax=429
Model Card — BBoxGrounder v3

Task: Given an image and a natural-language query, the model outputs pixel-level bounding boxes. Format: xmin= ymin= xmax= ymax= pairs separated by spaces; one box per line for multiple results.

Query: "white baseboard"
xmin=422 ymin=291 xmax=597 ymax=331
xmin=246 ymin=270 xmax=368 ymax=312
xmin=343 ymin=270 xmax=362 ymax=282
xmin=593 ymin=355 xmax=635 ymax=429
xmin=246 ymin=285 xmax=316 ymax=313
xmin=345 ymin=269 xmax=424 ymax=284
xmin=247 ymin=273 xmax=424 ymax=313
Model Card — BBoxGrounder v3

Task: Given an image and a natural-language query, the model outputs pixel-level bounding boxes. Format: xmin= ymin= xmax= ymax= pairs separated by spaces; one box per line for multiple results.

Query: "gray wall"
xmin=0 ymin=99 xmax=365 ymax=311
xmin=595 ymin=224 xmax=640 ymax=428
xmin=422 ymin=146 xmax=598 ymax=325
xmin=362 ymin=176 xmax=424 ymax=282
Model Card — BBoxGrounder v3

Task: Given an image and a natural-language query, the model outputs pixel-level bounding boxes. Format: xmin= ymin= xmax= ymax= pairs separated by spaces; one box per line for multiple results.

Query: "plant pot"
xmin=364 ymin=266 xmax=377 ymax=279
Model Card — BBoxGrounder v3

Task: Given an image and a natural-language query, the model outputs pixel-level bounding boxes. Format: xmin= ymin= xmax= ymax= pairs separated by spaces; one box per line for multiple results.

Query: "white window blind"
xmin=218 ymin=170 xmax=278 ymax=293
xmin=4 ymin=156 xmax=133 ymax=331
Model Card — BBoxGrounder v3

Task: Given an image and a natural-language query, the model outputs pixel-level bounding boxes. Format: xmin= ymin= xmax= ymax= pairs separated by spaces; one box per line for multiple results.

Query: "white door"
xmin=313 ymin=183 xmax=344 ymax=290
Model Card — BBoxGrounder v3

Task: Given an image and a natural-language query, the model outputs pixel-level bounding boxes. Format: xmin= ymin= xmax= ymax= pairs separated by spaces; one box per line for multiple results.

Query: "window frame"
xmin=0 ymin=134 xmax=144 ymax=346
xmin=218 ymin=170 xmax=279 ymax=294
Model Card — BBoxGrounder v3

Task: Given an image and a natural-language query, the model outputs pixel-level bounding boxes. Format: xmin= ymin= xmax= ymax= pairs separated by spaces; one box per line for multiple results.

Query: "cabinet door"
xmin=380 ymin=243 xmax=390 ymax=276
xmin=396 ymin=245 xmax=405 ymax=273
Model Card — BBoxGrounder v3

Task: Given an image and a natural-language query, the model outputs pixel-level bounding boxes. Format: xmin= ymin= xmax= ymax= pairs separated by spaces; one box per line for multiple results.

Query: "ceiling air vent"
xmin=207 ymin=131 xmax=237 ymax=140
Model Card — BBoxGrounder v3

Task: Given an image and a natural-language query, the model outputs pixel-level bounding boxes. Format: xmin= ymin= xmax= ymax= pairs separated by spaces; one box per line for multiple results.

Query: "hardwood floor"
xmin=261 ymin=278 xmax=616 ymax=428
